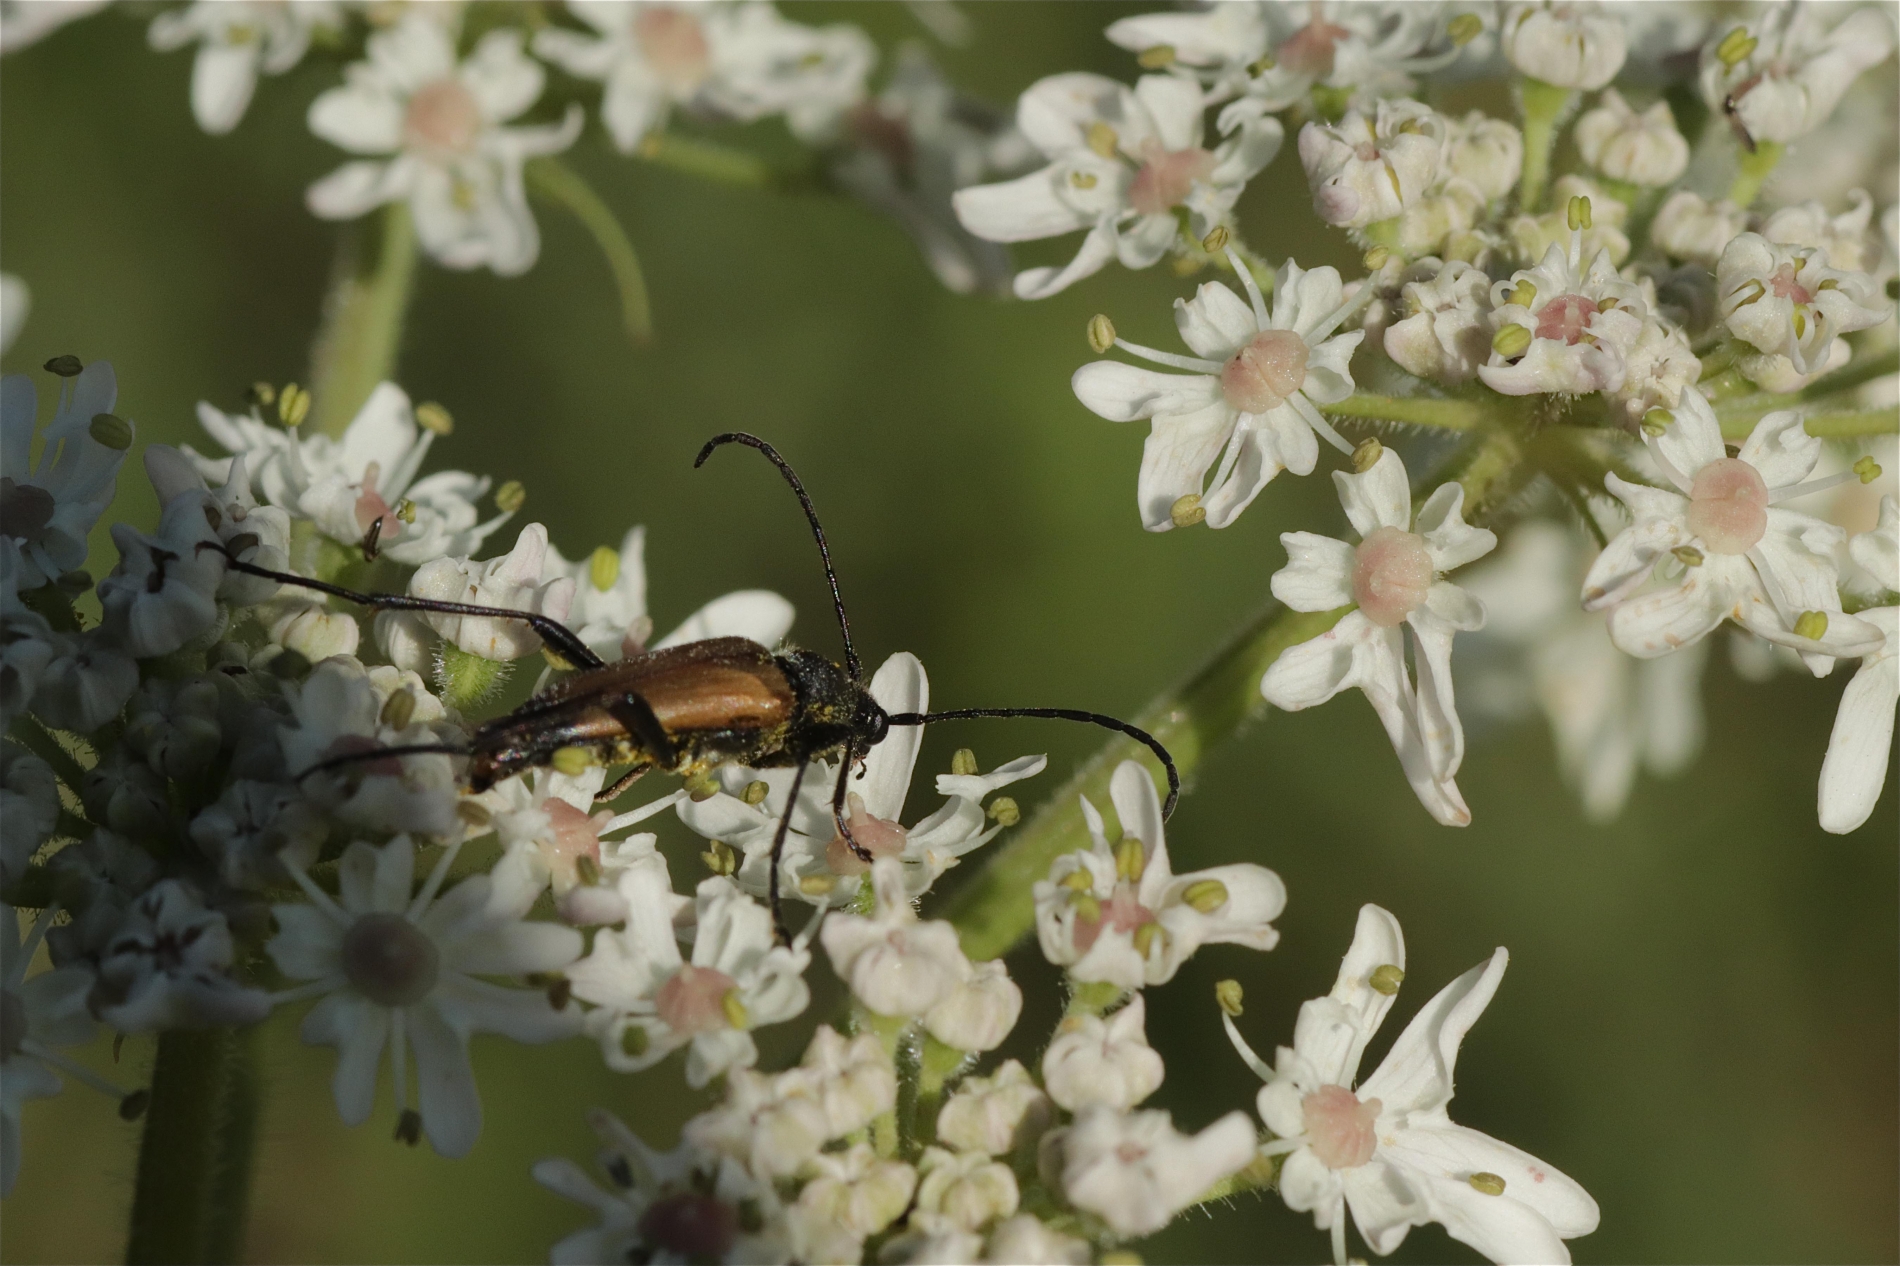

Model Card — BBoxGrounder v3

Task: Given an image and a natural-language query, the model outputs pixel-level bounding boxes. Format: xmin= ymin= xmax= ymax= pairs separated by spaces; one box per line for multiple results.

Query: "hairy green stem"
xmin=1319 ymin=393 xmax=1500 ymax=431
xmin=125 ymin=1027 xmax=260 ymax=1265
xmin=1713 ymin=347 xmax=1900 ymax=430
xmin=308 ymin=202 xmax=417 ymax=438
xmin=1727 ymin=140 xmax=1785 ymax=209
xmin=1516 ymin=77 xmax=1574 ymax=213
xmin=945 ymin=430 xmax=1526 ymax=961
xmin=1786 ymin=408 xmax=1900 ymax=440
xmin=527 ymin=157 xmax=653 ymax=346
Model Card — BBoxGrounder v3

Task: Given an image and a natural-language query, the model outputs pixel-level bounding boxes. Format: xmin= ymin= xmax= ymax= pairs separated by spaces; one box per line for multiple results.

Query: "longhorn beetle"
xmin=217 ymin=432 xmax=1180 ymax=940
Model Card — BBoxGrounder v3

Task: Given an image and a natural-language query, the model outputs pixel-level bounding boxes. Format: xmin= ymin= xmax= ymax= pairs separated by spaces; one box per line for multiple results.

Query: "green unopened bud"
xmin=951 ymin=747 xmax=979 ymax=776
xmin=1170 ymin=493 xmax=1207 ymax=528
xmin=1507 ymin=279 xmax=1537 ymax=308
xmin=1182 ymin=879 xmax=1229 ymax=913
xmin=1672 ymin=545 xmax=1704 ymax=567
xmin=1135 ymin=44 xmax=1176 ymax=69
xmin=703 ymin=840 xmax=737 ymax=876
xmin=494 ymin=480 xmax=526 ymax=514
xmin=415 ymin=401 xmax=454 ymax=435
xmin=278 ymin=383 xmax=310 ymax=427
xmin=1363 ymin=245 xmax=1390 ymax=272
xmin=1447 ymin=11 xmax=1483 ymax=44
xmin=721 ymin=988 xmax=750 ymax=1030
xmin=1071 ymin=892 xmax=1101 ymax=923
xmin=1716 ymin=26 xmax=1757 ymax=68
xmin=575 ymin=854 xmax=601 ymax=886
xmin=1794 ymin=610 xmax=1829 ymax=640
xmin=742 ymin=779 xmax=770 ymax=806
xmin=1088 ymin=313 xmax=1116 ymax=354
xmin=1468 ymin=1172 xmax=1507 ymax=1196
xmin=1115 ymin=835 xmax=1146 ymax=882
xmin=379 ymin=688 xmax=416 ymax=731
xmin=1853 ymin=455 xmax=1882 ymax=485
xmin=620 ymin=1025 xmax=650 ymax=1058
xmin=1062 ymin=868 xmax=1095 ymax=893
xmin=1086 ymin=121 xmax=1118 ymax=158
xmin=1201 ymin=224 xmax=1230 ymax=254
xmin=798 ymin=872 xmax=836 ymax=896
xmin=43 ymin=354 xmax=82 ymax=377
xmin=1132 ymin=921 xmax=1165 ymax=958
xmin=1369 ymin=963 xmax=1405 ymax=996
xmin=551 ymin=746 xmax=592 ymax=777
xmin=456 ymin=799 xmax=492 ymax=829
xmin=589 ymin=545 xmax=619 ymax=592
xmin=1215 ymin=978 xmax=1244 ymax=1017
xmin=1492 ymin=324 xmax=1533 ymax=359
xmin=1642 ymin=407 xmax=1674 ymax=437
xmin=987 ymin=796 xmax=1020 ymax=826
xmin=88 ymin=412 xmax=132 ymax=450
xmin=1352 ymin=437 xmax=1384 ymax=473
xmin=684 ymin=770 xmax=721 ymax=801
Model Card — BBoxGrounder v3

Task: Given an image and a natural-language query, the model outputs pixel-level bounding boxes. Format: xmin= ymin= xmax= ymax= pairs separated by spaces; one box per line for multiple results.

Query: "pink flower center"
xmin=826 ymin=794 xmax=909 ymax=876
xmin=637 ymin=1191 xmax=738 ymax=1260
xmin=635 ymin=6 xmax=712 ymax=94
xmin=1114 ymin=1140 xmax=1150 ymax=1164
xmin=404 ymin=78 xmax=483 ymax=159
xmin=1072 ymin=886 xmax=1155 ymax=955
xmin=1534 ymin=294 xmax=1600 ymax=344
xmin=341 ymin=912 xmax=440 ymax=1007
xmin=1278 ymin=9 xmax=1351 ymax=77
xmin=654 ymin=963 xmax=739 ymax=1036
xmin=353 ymin=461 xmax=400 ymax=543
xmin=1220 ymin=329 xmax=1310 ymax=415
xmin=0 ymin=478 xmax=55 ymax=539
xmin=1686 ymin=457 xmax=1770 ymax=555
xmin=541 ymin=799 xmax=608 ymax=887
xmin=1768 ymin=262 xmax=1812 ymax=306
xmin=1128 ymin=142 xmax=1217 ymax=217
xmin=1352 ymin=526 xmax=1434 ymax=627
xmin=1302 ymin=1084 xmax=1380 ymax=1169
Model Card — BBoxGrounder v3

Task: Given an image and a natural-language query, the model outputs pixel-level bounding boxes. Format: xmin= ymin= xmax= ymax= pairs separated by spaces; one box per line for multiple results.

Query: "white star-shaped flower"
xmin=268 ymin=834 xmax=582 ymax=1157
xmin=1819 ymin=497 xmax=1898 ymax=834
xmin=1297 ymin=97 xmax=1446 ymax=229
xmin=1582 ymin=389 xmax=1883 ymax=671
xmin=305 ymin=14 xmax=583 ymax=275
xmin=1 ymin=363 xmax=131 ymax=590
xmin=953 ymin=72 xmax=1281 ymax=299
xmin=1699 ymin=3 xmax=1897 ymax=147
xmin=1034 ymin=760 xmax=1285 ymax=988
xmin=1717 ymin=232 xmax=1889 ymax=378
xmin=91 ymin=879 xmax=273 ymax=1032
xmin=1228 ymin=904 xmax=1599 ymax=1265
xmin=95 ymin=489 xmax=228 ymax=660
xmin=1072 ymin=254 xmax=1366 ymax=531
xmin=1479 ymin=224 xmax=1647 ymax=397
xmin=1262 ymin=447 xmax=1497 ymax=826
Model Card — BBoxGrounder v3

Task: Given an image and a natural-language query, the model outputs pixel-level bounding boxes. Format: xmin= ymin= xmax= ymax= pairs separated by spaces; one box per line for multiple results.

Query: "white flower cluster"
xmin=952 ymin=0 xmax=1899 ymax=837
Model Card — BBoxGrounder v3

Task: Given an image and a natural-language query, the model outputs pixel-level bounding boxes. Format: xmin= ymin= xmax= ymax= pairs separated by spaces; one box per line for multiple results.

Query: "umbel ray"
xmin=216 ymin=432 xmax=1181 ymax=939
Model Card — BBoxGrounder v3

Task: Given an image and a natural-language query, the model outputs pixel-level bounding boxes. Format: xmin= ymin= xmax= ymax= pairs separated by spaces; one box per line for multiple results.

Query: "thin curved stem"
xmin=527 ymin=156 xmax=653 ymax=346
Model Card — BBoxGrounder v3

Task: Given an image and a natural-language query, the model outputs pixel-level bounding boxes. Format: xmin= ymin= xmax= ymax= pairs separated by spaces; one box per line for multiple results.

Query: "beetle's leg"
xmin=209 ymin=549 xmax=605 ymax=671
xmin=603 ymin=693 xmax=677 ymax=769
xmin=768 ymin=759 xmax=810 ymax=946
xmin=595 ymin=765 xmax=648 ymax=803
xmin=831 ymin=738 xmax=873 ymax=863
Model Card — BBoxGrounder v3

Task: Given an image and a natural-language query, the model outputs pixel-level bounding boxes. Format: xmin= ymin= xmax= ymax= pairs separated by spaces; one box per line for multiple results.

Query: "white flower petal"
xmin=1271 ymin=532 xmax=1355 ymax=612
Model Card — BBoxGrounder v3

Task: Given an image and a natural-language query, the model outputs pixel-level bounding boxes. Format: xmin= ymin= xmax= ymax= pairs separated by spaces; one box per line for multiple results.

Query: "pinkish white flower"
xmin=1041 ymin=992 xmax=1165 ymax=1113
xmin=1297 ymin=97 xmax=1445 ymax=229
xmin=1717 ymin=233 xmax=1889 ymax=378
xmin=1501 ymin=1 xmax=1627 ymax=90
xmin=1046 ymin=1105 xmax=1258 ymax=1238
xmin=1480 ymin=221 xmax=1647 ymax=397
xmin=1573 ymin=89 xmax=1687 ymax=186
xmin=1700 ymin=4 xmax=1897 ymax=147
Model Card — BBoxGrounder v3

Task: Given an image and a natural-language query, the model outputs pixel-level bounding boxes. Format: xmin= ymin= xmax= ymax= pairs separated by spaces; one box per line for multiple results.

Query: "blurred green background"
xmin=2 ymin=5 xmax=1894 ymax=1264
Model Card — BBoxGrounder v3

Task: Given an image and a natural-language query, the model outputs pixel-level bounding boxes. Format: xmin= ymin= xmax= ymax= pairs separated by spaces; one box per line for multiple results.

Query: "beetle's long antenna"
xmin=886 ymin=707 xmax=1182 ymax=819
xmin=694 ymin=433 xmax=860 ymax=682
xmin=291 ymin=742 xmax=470 ymax=784
xmin=209 ymin=549 xmax=606 ymax=672
xmin=768 ymin=759 xmax=810 ymax=945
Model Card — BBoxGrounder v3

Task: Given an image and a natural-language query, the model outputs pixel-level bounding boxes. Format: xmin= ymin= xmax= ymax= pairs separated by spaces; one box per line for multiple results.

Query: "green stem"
xmin=635 ymin=133 xmax=775 ymax=188
xmin=125 ymin=1027 xmax=260 ymax=1265
xmin=1713 ymin=347 xmax=1900 ymax=430
xmin=1516 ymin=77 xmax=1575 ymax=213
xmin=308 ymin=202 xmax=417 ymax=439
xmin=1319 ymin=393 xmax=1497 ymax=431
xmin=1782 ymin=408 xmax=1900 ymax=440
xmin=527 ymin=157 xmax=653 ymax=346
xmin=1727 ymin=139 xmax=1785 ymax=210
xmin=945 ymin=429 xmax=1528 ymax=961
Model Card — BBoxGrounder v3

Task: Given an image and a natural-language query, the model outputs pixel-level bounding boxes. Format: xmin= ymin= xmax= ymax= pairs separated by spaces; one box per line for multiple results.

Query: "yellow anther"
xmin=542 ymin=646 xmax=577 ymax=672
xmin=1115 ymin=835 xmax=1147 ymax=883
xmin=575 ymin=854 xmax=601 ymax=886
xmin=684 ymin=770 xmax=722 ymax=802
xmin=1352 ymin=437 xmax=1384 ymax=474
xmin=951 ymin=747 xmax=979 ymax=777
xmin=1447 ymin=12 xmax=1483 ymax=44
xmin=1507 ymin=279 xmax=1538 ymax=308
xmin=742 ymin=779 xmax=770 ymax=805
xmin=1716 ymin=26 xmax=1757 ymax=68
xmin=1070 ymin=170 xmax=1098 ymax=190
xmin=1170 ymin=493 xmax=1207 ymax=528
xmin=1136 ymin=44 xmax=1176 ymax=69
xmin=249 ymin=381 xmax=276 ymax=406
xmin=589 ymin=545 xmax=620 ymax=592
xmin=552 ymin=746 xmax=592 ymax=777
xmin=88 ymin=412 xmax=132 ymax=450
xmin=1671 ymin=545 xmax=1705 ymax=568
xmin=1132 ymin=921 xmax=1164 ymax=958
xmin=1088 ymin=313 xmax=1117 ymax=354
xmin=1182 ymin=879 xmax=1229 ymax=913
xmin=620 ymin=1025 xmax=649 ymax=1057
xmin=415 ymin=401 xmax=454 ymax=435
xmin=379 ymin=688 xmax=416 ymax=731
xmin=395 ymin=499 xmax=417 ymax=524
xmin=278 ymin=383 xmax=310 ymax=427
xmin=1794 ymin=610 xmax=1829 ymax=640
xmin=455 ymin=798 xmax=493 ymax=828
xmin=1854 ymin=456 xmax=1883 ymax=485
xmin=987 ymin=796 xmax=1020 ymax=826
xmin=1369 ymin=963 xmax=1405 ymax=996
xmin=1566 ymin=194 xmax=1592 ymax=231
xmin=42 ymin=354 xmax=82 ymax=377
xmin=1247 ymin=53 xmax=1276 ymax=75
xmin=1363 ymin=245 xmax=1390 ymax=271
xmin=1215 ymin=978 xmax=1244 ymax=1017
xmin=1202 ymin=224 xmax=1230 ymax=254
xmin=1642 ymin=407 xmax=1674 ymax=437
xmin=1468 ymin=1172 xmax=1507 ymax=1196
xmin=721 ymin=988 xmax=750 ymax=1030
xmin=494 ymin=480 xmax=526 ymax=514
xmin=799 ymin=872 xmax=836 ymax=896
xmin=704 ymin=841 xmax=738 ymax=876
xmin=1492 ymin=324 xmax=1533 ymax=359
xmin=1061 ymin=868 xmax=1096 ymax=893
xmin=1086 ymin=121 xmax=1118 ymax=158
xmin=1071 ymin=892 xmax=1102 ymax=923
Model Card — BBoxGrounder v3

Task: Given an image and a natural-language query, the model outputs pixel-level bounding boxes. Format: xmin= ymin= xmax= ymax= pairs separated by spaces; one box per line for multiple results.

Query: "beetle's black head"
xmin=855 ymin=688 xmax=890 ymax=748
xmin=777 ymin=647 xmax=885 ymax=759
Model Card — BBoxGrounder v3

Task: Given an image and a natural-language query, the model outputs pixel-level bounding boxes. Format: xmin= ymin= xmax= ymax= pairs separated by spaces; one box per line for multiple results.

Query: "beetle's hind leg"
xmin=595 ymin=765 xmax=648 ymax=802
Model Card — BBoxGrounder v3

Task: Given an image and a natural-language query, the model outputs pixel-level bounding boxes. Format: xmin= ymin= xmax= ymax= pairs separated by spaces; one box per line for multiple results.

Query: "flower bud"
xmin=936 ymin=1060 xmax=1052 ymax=1156
xmin=924 ymin=958 xmax=1022 ymax=1053
xmin=913 ymin=1148 xmax=1021 ymax=1234
xmin=1574 ymin=90 xmax=1687 ymax=187
xmin=270 ymin=601 xmax=361 ymax=662
xmin=1501 ymin=2 xmax=1627 ymax=89
xmin=1042 ymin=995 xmax=1165 ymax=1112
xmin=1651 ymin=192 xmax=1748 ymax=266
